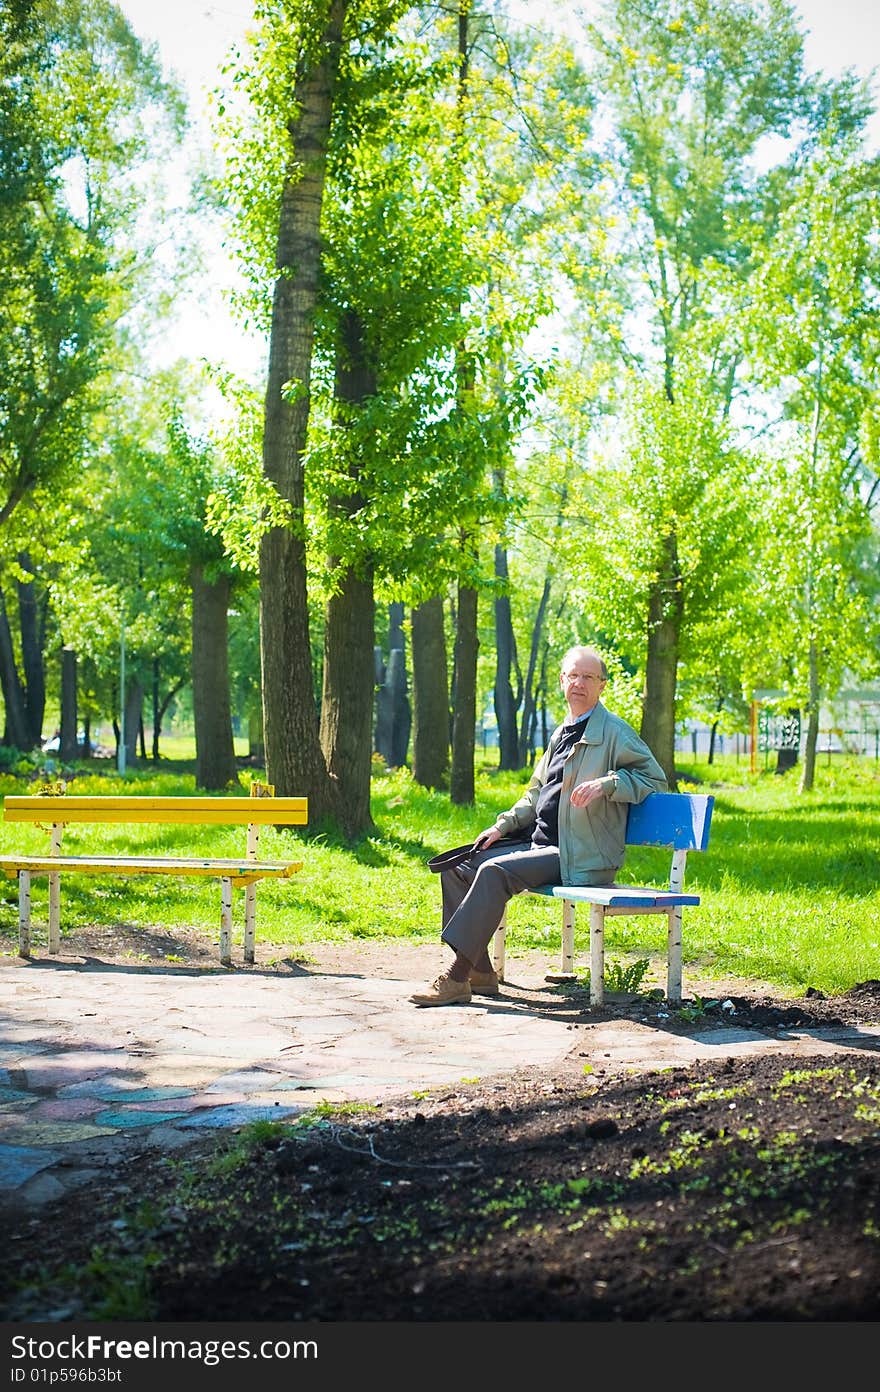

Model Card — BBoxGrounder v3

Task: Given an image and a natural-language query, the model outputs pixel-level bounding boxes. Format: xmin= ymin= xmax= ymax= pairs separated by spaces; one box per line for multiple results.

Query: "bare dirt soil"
xmin=2 ymin=931 xmax=879 ymax=1324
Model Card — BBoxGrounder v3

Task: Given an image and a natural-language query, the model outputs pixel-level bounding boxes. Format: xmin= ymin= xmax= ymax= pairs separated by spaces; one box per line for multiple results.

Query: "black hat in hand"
xmin=426 ymin=843 xmax=476 ymax=872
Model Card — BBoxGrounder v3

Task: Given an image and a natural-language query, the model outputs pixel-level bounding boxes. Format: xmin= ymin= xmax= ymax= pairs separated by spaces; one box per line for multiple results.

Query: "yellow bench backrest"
xmin=2 ymin=796 xmax=308 ymax=827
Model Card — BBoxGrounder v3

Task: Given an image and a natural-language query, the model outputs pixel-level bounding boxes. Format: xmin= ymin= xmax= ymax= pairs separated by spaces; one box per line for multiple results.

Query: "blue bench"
xmin=492 ymin=791 xmax=715 ymax=1006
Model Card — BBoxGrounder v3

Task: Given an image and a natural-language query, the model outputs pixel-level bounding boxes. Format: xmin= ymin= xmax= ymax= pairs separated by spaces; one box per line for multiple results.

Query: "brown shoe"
xmin=410 ymin=973 xmax=472 ymax=1007
xmin=470 ymin=968 xmax=500 ymax=997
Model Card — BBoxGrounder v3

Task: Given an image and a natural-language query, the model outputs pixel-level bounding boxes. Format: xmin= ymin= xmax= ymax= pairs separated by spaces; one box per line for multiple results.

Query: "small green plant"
xmin=675 ymin=995 xmax=724 ymax=1023
xmin=604 ymin=957 xmax=651 ymax=994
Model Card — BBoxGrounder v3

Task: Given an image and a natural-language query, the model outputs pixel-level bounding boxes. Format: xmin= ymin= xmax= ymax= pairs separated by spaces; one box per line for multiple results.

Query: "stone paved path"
xmin=1 ymin=949 xmax=878 ymax=1210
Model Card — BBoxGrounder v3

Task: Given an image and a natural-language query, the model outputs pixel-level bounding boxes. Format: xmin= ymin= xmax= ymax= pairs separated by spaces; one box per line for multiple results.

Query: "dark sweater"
xmin=531 ymin=712 xmax=590 ymax=848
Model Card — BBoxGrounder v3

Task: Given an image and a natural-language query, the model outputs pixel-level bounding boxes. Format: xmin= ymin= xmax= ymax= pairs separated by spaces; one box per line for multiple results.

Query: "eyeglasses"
xmin=562 ymin=671 xmax=606 ymax=683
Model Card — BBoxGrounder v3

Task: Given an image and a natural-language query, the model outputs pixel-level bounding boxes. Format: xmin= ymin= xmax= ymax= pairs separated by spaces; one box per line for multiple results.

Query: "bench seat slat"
xmin=0 ymin=855 xmax=302 ymax=882
xmin=529 ymin=884 xmax=701 ymax=908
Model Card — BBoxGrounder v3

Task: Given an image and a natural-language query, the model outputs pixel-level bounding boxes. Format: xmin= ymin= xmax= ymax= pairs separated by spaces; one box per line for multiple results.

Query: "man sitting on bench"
xmin=411 ymin=645 xmax=668 ymax=1007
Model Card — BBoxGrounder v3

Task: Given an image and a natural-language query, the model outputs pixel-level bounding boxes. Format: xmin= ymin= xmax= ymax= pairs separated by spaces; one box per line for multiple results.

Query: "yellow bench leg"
xmin=48 ymin=872 xmax=61 ymax=954
xmin=49 ymin=822 xmax=62 ymax=953
xmin=244 ymin=821 xmax=259 ymax=963
xmin=18 ymin=870 xmax=31 ymax=957
xmin=242 ymin=885 xmax=256 ymax=963
xmin=220 ymin=877 xmax=233 ymax=965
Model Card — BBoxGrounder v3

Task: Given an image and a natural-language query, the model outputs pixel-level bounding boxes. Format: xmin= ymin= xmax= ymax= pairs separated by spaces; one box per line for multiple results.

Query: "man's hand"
xmin=472 ymin=825 xmax=503 ymax=851
xmin=570 ymin=778 xmax=607 ymax=809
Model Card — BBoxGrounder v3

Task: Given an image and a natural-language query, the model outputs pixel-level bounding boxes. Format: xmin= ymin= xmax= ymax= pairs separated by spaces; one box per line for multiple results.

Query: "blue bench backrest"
xmin=625 ymin=792 xmax=714 ymax=851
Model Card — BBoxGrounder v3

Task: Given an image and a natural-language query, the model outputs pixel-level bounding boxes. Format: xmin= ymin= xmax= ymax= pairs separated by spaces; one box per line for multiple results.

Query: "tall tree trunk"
xmin=191 ymin=565 xmax=240 ymax=791
xmin=493 ymin=543 xmax=522 ymax=770
xmin=448 ymin=4 xmax=479 ymax=806
xmin=318 ymin=306 xmax=378 ymax=838
xmin=124 ymin=680 xmax=143 ymax=766
xmin=152 ymin=677 xmax=186 ymax=762
xmin=387 ymin=602 xmax=411 ymax=766
xmin=0 ymin=588 xmax=31 ymax=749
xmin=799 ymin=376 xmax=823 ymax=794
xmin=450 ymin=573 xmax=478 ymax=805
xmin=411 ymin=597 xmax=449 ymax=788
xmin=321 ymin=566 xmax=375 ymax=836
xmin=640 ymin=530 xmax=683 ymax=788
xmin=16 ymin=553 xmax=46 ymax=746
xmin=799 ymin=638 xmax=820 ymax=793
xmin=152 ymin=658 xmax=161 ymax=760
xmin=518 ymin=576 xmax=552 ymax=767
xmin=259 ymin=0 xmax=347 ymax=818
xmin=60 ymin=647 xmax=78 ymax=762
xmin=374 ymin=603 xmax=411 ymax=768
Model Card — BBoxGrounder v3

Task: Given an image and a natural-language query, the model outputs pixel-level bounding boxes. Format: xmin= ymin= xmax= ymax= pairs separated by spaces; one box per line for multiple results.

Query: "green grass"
xmin=0 ymin=754 xmax=878 ymax=996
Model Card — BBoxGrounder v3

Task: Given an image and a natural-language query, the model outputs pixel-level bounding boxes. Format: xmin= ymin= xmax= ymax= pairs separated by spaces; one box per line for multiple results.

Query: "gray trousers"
xmin=440 ymin=840 xmax=562 ymax=964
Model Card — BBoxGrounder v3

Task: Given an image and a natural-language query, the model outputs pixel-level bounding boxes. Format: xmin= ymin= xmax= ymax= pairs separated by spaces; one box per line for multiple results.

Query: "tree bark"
xmin=259 ymin=0 xmax=347 ymax=818
xmin=124 ymin=680 xmax=143 ymax=767
xmin=640 ymin=530 xmax=683 ymax=788
xmin=387 ymin=603 xmax=411 ymax=766
xmin=450 ymin=577 xmax=478 ymax=804
xmin=493 ymin=543 xmax=522 ymax=770
xmin=191 ymin=565 xmax=240 ymax=791
xmin=60 ymin=647 xmax=78 ymax=761
xmin=0 ymin=588 xmax=31 ymax=749
xmin=152 ymin=658 xmax=160 ymax=760
xmin=411 ymin=596 xmax=449 ymax=788
xmin=16 ymin=554 xmax=46 ymax=746
xmin=321 ymin=564 xmax=375 ymax=836
xmin=799 ymin=639 xmax=819 ymax=793
xmin=318 ymin=306 xmax=378 ymax=837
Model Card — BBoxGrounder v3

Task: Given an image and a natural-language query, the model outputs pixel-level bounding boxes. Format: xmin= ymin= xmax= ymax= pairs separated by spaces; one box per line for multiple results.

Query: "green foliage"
xmin=0 ymin=0 xmax=185 ymax=541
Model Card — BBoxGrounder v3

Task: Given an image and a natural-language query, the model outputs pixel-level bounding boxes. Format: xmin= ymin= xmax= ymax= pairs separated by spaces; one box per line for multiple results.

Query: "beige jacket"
xmin=493 ymin=702 xmax=667 ymax=883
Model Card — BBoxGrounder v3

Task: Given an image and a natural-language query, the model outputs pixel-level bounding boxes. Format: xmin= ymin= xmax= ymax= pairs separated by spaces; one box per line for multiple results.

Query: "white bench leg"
xmin=667 ymin=905 xmax=683 ymax=1004
xmin=49 ymin=823 xmax=62 ymax=954
xmin=220 ymin=877 xmax=233 ymax=965
xmin=493 ymin=908 xmax=506 ymax=982
xmin=48 ymin=873 xmax=61 ymax=954
xmin=589 ymin=903 xmax=605 ymax=1006
xmin=18 ymin=871 xmax=31 ymax=958
xmin=244 ymin=883 xmax=257 ymax=963
xmin=244 ymin=822 xmax=259 ymax=963
xmin=666 ymin=848 xmax=686 ymax=1004
xmin=561 ymin=899 xmax=575 ymax=974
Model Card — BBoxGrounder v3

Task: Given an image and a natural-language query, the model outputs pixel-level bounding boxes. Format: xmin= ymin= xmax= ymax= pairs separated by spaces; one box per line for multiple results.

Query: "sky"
xmin=116 ymin=0 xmax=880 ymax=389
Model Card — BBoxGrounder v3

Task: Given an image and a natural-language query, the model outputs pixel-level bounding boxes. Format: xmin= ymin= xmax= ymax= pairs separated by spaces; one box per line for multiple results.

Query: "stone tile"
xmin=177 ymin=1103 xmax=307 ymax=1129
xmin=133 ymin=1092 xmax=242 ymax=1113
xmin=19 ymin=1172 xmax=67 ymax=1206
xmin=0 ymin=1142 xmax=62 ymax=1188
xmin=204 ymin=1069 xmax=283 ymax=1093
xmin=93 ymin=1110 xmax=188 ymax=1128
xmin=21 ymin=1056 xmax=128 ymax=1089
xmin=29 ymin=1099 xmax=105 ymax=1121
xmin=0 ymin=1121 xmax=117 ymax=1146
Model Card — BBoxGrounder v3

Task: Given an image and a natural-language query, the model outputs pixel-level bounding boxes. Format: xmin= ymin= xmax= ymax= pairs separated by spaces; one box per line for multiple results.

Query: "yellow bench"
xmin=0 ymin=791 xmax=307 ymax=966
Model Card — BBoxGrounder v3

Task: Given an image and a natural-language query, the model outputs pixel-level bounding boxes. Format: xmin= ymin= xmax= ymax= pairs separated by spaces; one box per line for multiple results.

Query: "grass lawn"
xmin=0 ymin=753 xmax=877 ymax=996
